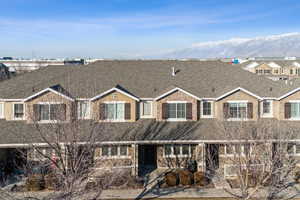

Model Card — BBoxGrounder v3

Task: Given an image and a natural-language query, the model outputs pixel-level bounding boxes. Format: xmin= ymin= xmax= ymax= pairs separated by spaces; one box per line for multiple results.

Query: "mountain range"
xmin=154 ymin=33 xmax=300 ymax=59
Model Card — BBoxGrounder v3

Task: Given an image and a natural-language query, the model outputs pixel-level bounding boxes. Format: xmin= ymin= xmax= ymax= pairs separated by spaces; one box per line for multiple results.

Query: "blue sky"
xmin=1 ymin=0 xmax=300 ymax=58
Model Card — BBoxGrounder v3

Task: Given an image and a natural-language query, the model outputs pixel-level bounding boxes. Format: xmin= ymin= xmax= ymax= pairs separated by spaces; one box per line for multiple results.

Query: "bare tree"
xmin=206 ymin=120 xmax=300 ymax=200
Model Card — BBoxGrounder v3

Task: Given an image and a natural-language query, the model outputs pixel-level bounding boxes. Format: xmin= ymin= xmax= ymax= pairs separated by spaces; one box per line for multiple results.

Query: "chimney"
xmin=172 ymin=67 xmax=176 ymax=76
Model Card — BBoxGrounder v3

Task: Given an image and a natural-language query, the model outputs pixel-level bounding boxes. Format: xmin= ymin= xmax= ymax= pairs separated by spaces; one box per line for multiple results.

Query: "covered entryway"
xmin=138 ymin=145 xmax=157 ymax=176
xmin=205 ymin=144 xmax=219 ymax=173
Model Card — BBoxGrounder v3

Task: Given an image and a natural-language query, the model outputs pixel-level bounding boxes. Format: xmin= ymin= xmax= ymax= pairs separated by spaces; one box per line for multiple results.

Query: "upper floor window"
xmin=290 ymin=69 xmax=294 ymax=75
xmin=224 ymin=102 xmax=247 ymax=119
xmin=77 ymin=101 xmax=90 ymax=119
xmin=13 ymin=103 xmax=24 ymax=120
xmin=261 ymin=100 xmax=272 ymax=117
xmin=140 ymin=101 xmax=152 ymax=118
xmin=263 ymin=70 xmax=271 ymax=74
xmin=285 ymin=102 xmax=300 ymax=119
xmin=201 ymin=101 xmax=213 ymax=118
xmin=162 ymin=102 xmax=192 ymax=121
xmin=274 ymin=70 xmax=279 ymax=74
xmin=100 ymin=102 xmax=131 ymax=121
xmin=168 ymin=103 xmax=186 ymax=119
xmin=33 ymin=103 xmax=66 ymax=122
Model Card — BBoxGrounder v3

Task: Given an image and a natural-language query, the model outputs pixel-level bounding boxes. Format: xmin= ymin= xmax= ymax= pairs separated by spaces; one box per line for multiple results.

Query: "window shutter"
xmin=258 ymin=102 xmax=261 ymax=118
xmin=247 ymin=102 xmax=253 ymax=119
xmin=33 ymin=104 xmax=40 ymax=121
xmin=58 ymin=104 xmax=66 ymax=121
xmin=162 ymin=103 xmax=168 ymax=119
xmin=223 ymin=103 xmax=229 ymax=119
xmin=99 ymin=103 xmax=106 ymax=120
xmin=50 ymin=104 xmax=58 ymax=120
xmin=186 ymin=103 xmax=193 ymax=120
xmin=70 ymin=102 xmax=77 ymax=120
xmin=125 ymin=103 xmax=131 ymax=120
xmin=285 ymin=102 xmax=291 ymax=119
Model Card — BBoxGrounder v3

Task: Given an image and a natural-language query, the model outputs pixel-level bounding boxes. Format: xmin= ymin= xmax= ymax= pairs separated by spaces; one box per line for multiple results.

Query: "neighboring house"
xmin=0 ymin=63 xmax=12 ymax=81
xmin=242 ymin=60 xmax=300 ymax=77
xmin=1 ymin=60 xmax=300 ymax=178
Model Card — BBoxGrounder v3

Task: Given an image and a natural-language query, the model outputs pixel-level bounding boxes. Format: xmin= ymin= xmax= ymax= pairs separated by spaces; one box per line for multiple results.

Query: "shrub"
xmin=26 ymin=174 xmax=45 ymax=191
xmin=194 ymin=171 xmax=209 ymax=186
xmin=178 ymin=169 xmax=193 ymax=186
xmin=294 ymin=171 xmax=300 ymax=183
xmin=165 ymin=171 xmax=178 ymax=187
xmin=44 ymin=173 xmax=60 ymax=190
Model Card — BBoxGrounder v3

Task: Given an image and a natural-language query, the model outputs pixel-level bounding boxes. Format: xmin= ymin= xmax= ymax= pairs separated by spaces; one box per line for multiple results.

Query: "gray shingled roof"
xmin=0 ymin=60 xmax=294 ymax=99
xmin=1 ymin=119 xmax=300 ymax=145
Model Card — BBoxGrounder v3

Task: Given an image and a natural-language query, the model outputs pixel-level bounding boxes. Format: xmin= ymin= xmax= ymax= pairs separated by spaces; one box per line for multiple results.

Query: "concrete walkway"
xmin=100 ymin=188 xmax=233 ymax=199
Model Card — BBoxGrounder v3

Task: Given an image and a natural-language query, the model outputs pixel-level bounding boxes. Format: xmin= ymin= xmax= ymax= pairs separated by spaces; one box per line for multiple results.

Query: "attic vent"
xmin=172 ymin=67 xmax=176 ymax=76
xmin=269 ymin=87 xmax=272 ymax=92
xmin=32 ymin=87 xmax=35 ymax=92
xmin=212 ymin=87 xmax=215 ymax=92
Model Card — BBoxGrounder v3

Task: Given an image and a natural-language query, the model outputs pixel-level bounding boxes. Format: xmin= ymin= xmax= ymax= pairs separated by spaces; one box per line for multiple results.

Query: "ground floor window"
xmin=224 ymin=144 xmax=251 ymax=156
xmin=287 ymin=143 xmax=300 ymax=155
xmin=101 ymin=145 xmax=129 ymax=158
xmin=29 ymin=147 xmax=55 ymax=161
xmin=164 ymin=144 xmax=195 ymax=157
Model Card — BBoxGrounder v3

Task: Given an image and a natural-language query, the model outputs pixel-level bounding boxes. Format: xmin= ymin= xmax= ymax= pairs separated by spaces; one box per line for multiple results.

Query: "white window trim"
xmin=201 ymin=101 xmax=214 ymax=118
xmin=99 ymin=145 xmax=130 ymax=159
xmin=227 ymin=101 xmax=248 ymax=121
xmin=37 ymin=102 xmax=63 ymax=123
xmin=261 ymin=100 xmax=273 ymax=118
xmin=288 ymin=100 xmax=300 ymax=120
xmin=163 ymin=144 xmax=193 ymax=158
xmin=12 ymin=103 xmax=25 ymax=120
xmin=224 ymin=144 xmax=252 ymax=156
xmin=140 ymin=101 xmax=153 ymax=118
xmin=0 ymin=102 xmax=4 ymax=119
xmin=103 ymin=101 xmax=126 ymax=122
xmin=32 ymin=148 xmax=55 ymax=161
xmin=288 ymin=143 xmax=300 ymax=156
xmin=166 ymin=102 xmax=187 ymax=121
xmin=77 ymin=101 xmax=91 ymax=119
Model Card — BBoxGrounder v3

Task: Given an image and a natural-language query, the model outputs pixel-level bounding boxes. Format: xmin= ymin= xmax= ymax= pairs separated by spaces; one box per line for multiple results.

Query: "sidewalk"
xmin=99 ymin=188 xmax=234 ymax=199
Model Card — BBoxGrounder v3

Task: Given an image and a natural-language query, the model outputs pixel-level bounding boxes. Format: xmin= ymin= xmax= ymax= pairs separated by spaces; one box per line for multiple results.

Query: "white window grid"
xmin=163 ymin=144 xmax=193 ymax=158
xmin=261 ymin=100 xmax=273 ymax=118
xmin=140 ymin=101 xmax=153 ymax=118
xmin=201 ymin=100 xmax=213 ymax=118
xmin=12 ymin=103 xmax=25 ymax=120
xmin=77 ymin=101 xmax=90 ymax=119
xmin=100 ymin=145 xmax=129 ymax=159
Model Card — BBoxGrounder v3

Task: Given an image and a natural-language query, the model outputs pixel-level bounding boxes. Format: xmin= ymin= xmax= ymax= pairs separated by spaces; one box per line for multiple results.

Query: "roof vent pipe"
xmin=172 ymin=67 xmax=176 ymax=76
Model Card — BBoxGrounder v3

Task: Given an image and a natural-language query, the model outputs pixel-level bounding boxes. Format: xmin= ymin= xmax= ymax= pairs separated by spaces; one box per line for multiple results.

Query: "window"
xmin=100 ymin=145 xmax=129 ymax=158
xmin=287 ymin=143 xmax=300 ymax=155
xmin=261 ymin=100 xmax=272 ymax=117
xmin=296 ymin=69 xmax=300 ymax=75
xmin=141 ymin=101 xmax=152 ymax=117
xmin=274 ymin=70 xmax=278 ymax=74
xmin=168 ymin=103 xmax=186 ymax=119
xmin=106 ymin=103 xmax=125 ymax=120
xmin=228 ymin=102 xmax=247 ymax=119
xmin=77 ymin=101 xmax=90 ymax=119
xmin=290 ymin=69 xmax=294 ymax=75
xmin=0 ymin=103 xmax=4 ymax=118
xmin=31 ymin=148 xmax=54 ymax=161
xmin=202 ymin=101 xmax=213 ymax=117
xmin=13 ymin=103 xmax=24 ymax=119
xmin=39 ymin=103 xmax=65 ymax=121
xmin=263 ymin=70 xmax=271 ymax=74
xmin=164 ymin=144 xmax=194 ymax=157
xmin=291 ymin=103 xmax=300 ymax=118
xmin=225 ymin=144 xmax=251 ymax=156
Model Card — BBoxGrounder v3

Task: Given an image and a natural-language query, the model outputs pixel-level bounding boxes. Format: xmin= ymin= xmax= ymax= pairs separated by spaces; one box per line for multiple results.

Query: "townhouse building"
xmin=242 ymin=60 xmax=300 ymax=78
xmin=0 ymin=60 xmax=300 ymax=178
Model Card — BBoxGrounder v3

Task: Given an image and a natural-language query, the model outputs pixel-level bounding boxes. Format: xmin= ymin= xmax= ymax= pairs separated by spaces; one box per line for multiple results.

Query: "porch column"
xmin=132 ymin=144 xmax=138 ymax=176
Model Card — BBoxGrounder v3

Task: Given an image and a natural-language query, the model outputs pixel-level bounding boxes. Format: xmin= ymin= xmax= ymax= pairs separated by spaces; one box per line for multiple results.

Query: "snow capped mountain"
xmin=157 ymin=33 xmax=300 ymax=59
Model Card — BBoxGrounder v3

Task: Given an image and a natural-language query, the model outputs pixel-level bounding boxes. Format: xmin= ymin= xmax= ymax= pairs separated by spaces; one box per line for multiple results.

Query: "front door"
xmin=138 ymin=145 xmax=157 ymax=176
xmin=205 ymin=144 xmax=219 ymax=173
